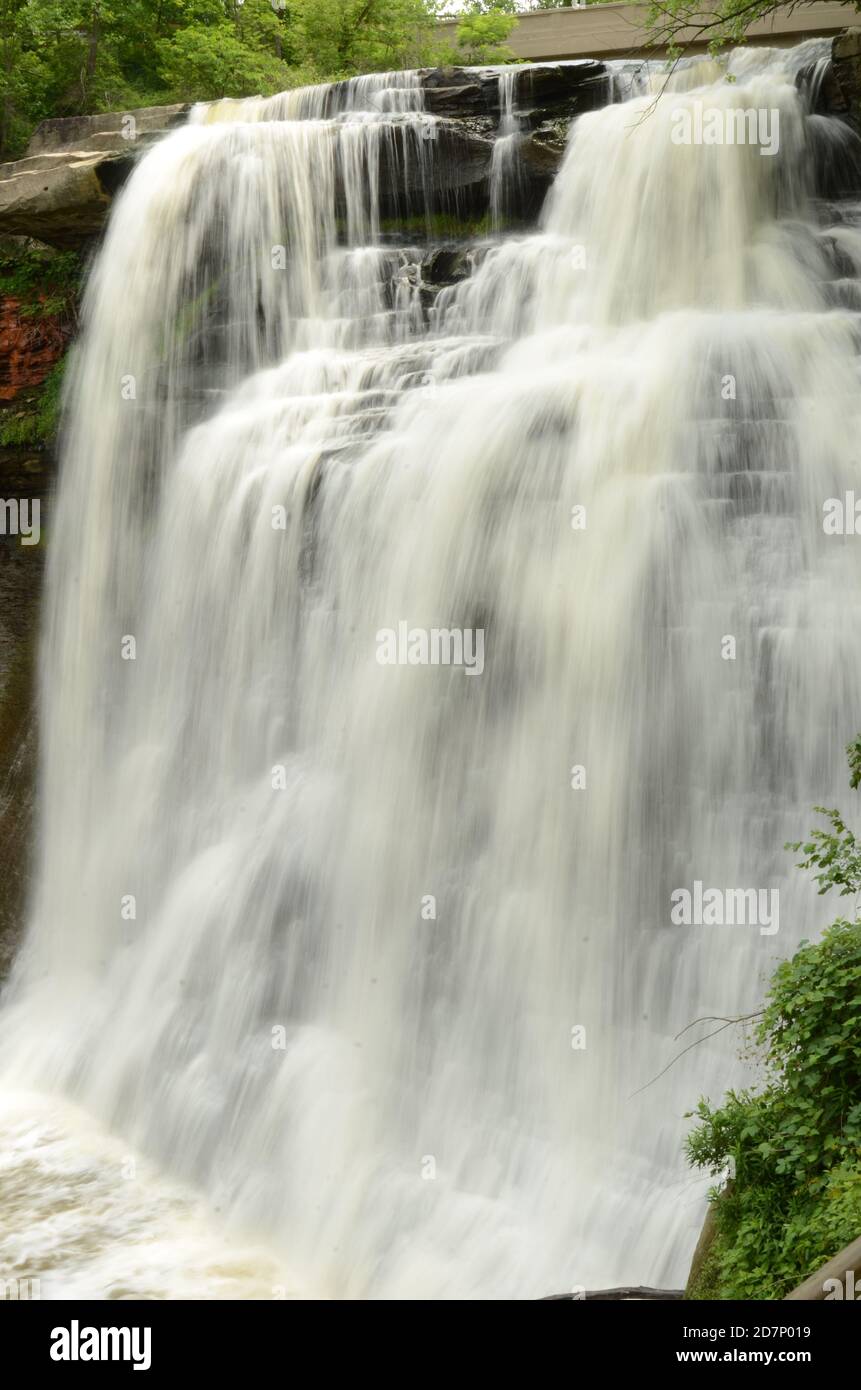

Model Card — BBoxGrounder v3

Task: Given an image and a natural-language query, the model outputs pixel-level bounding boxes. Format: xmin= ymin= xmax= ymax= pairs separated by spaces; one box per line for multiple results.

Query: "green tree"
xmin=0 ymin=1 xmax=53 ymax=159
xmin=453 ymin=0 xmax=518 ymax=65
xmin=0 ymin=0 xmax=523 ymax=159
xmin=157 ymin=1 xmax=294 ymax=101
xmin=285 ymin=0 xmax=439 ymax=78
xmin=24 ymin=0 xmax=131 ymax=111
xmin=0 ymin=1 xmax=301 ymax=150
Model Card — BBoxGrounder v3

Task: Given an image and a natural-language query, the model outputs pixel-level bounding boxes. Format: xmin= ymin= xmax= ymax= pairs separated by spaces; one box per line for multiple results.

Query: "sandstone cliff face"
xmin=0 ymin=105 xmax=188 ymax=249
xmin=0 ymin=295 xmax=67 ymax=402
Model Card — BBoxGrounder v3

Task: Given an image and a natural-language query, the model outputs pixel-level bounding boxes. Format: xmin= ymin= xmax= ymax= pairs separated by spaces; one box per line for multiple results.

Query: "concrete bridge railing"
xmin=439 ymin=2 xmax=858 ymax=62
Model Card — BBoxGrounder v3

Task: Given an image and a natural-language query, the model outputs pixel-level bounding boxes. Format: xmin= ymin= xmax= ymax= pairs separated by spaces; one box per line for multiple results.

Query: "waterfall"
xmin=489 ymin=68 xmax=523 ymax=230
xmin=2 ymin=44 xmax=861 ymax=1300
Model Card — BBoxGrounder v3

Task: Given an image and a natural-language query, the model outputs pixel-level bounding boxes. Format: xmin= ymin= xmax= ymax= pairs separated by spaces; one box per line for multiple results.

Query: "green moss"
xmin=0 ymin=242 xmax=81 ymax=322
xmin=0 ymin=357 xmax=68 ymax=449
xmin=376 ymin=211 xmax=497 ymax=240
xmin=159 ymin=277 xmax=220 ymax=360
xmin=686 ymin=1232 xmax=725 ymax=1301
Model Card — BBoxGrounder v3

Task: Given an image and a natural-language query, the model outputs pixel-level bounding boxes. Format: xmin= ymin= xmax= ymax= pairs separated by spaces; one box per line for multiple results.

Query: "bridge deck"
xmin=439 ymin=2 xmax=856 ymax=62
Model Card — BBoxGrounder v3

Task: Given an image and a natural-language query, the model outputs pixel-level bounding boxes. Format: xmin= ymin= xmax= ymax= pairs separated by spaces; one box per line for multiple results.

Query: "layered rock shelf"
xmin=0 ymin=64 xmax=610 ymax=249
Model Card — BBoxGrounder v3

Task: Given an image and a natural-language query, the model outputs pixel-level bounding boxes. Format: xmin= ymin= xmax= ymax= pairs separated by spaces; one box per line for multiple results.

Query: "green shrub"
xmin=0 ymin=242 xmax=81 ymax=322
xmin=685 ymin=742 xmax=861 ymax=1298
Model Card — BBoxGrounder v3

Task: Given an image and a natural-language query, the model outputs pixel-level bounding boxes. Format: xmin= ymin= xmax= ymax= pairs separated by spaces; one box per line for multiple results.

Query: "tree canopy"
xmin=0 ymin=0 xmax=521 ymax=160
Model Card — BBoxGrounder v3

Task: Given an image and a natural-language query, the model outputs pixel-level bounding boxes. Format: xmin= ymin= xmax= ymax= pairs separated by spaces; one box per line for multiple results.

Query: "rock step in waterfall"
xmin=0 ymin=61 xmax=611 ymax=248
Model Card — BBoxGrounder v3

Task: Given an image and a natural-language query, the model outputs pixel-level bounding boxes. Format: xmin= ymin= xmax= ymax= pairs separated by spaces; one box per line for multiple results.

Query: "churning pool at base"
xmin=0 ymin=1090 xmax=302 ymax=1300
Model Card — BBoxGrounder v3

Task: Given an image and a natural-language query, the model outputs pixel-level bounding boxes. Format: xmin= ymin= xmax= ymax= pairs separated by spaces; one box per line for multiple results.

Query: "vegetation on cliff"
xmin=0 ymin=239 xmax=79 ymax=446
xmin=686 ymin=741 xmax=861 ymax=1298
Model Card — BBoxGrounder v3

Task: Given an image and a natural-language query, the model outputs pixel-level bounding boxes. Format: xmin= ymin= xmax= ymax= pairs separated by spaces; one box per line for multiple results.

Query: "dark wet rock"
xmin=798 ymin=55 xmax=846 ymax=117
xmin=831 ymin=27 xmax=861 ymax=128
xmin=0 ymin=448 xmax=51 ymax=976
xmin=419 ymin=60 xmax=608 ymax=122
xmin=374 ymin=122 xmax=495 ymax=218
xmin=417 ymin=241 xmax=475 ymax=311
xmin=794 ymin=33 xmax=861 ymax=198
xmin=807 ymin=112 xmax=861 ymax=199
xmin=422 ymin=82 xmax=486 ymax=119
xmin=511 ymin=61 xmax=609 ymax=117
xmin=519 ymin=120 xmax=572 ymax=177
xmin=421 ymin=243 xmax=473 ymax=287
xmin=0 ymin=64 xmax=611 ymax=246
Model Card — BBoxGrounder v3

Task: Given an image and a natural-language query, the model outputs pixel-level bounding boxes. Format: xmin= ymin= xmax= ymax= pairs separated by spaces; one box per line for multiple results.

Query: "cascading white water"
xmin=490 ymin=68 xmax=522 ymax=229
xmin=2 ymin=46 xmax=861 ymax=1299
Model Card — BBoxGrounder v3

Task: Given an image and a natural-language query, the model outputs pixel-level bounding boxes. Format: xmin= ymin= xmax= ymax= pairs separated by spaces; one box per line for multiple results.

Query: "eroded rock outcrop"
xmin=419 ymin=58 xmax=607 ymax=127
xmin=831 ymin=27 xmax=861 ymax=126
xmin=0 ymin=65 xmax=609 ymax=248
xmin=0 ymin=105 xmax=187 ymax=249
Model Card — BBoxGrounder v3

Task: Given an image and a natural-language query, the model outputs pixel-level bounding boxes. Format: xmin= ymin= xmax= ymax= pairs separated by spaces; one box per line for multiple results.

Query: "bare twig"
xmin=674 ymin=1010 xmax=763 ymax=1041
xmin=630 ymin=1010 xmax=764 ymax=1098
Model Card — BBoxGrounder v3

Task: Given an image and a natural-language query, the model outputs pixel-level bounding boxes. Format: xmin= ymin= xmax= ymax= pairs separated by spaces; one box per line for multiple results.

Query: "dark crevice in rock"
xmin=94 ymin=154 xmax=138 ymax=198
